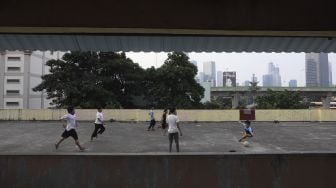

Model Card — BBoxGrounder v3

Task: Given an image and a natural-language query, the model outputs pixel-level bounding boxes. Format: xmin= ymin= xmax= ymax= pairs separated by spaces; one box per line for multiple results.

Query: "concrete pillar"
xmin=322 ymin=92 xmax=332 ymax=109
xmin=232 ymin=93 xmax=239 ymax=109
xmin=0 ymin=51 xmax=5 ymax=108
xmin=23 ymin=51 xmax=31 ymax=109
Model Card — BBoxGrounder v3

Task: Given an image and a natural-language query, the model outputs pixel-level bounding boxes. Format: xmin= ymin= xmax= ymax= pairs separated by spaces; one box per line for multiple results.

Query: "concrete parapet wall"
xmin=0 ymin=153 xmax=335 ymax=188
xmin=0 ymin=109 xmax=335 ymax=122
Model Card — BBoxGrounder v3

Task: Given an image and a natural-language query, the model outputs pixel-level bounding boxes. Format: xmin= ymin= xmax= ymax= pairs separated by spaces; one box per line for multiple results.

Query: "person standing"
xmin=147 ymin=107 xmax=156 ymax=131
xmin=161 ymin=109 xmax=168 ymax=136
xmin=55 ymin=106 xmax=85 ymax=151
xmin=166 ymin=108 xmax=183 ymax=152
xmin=91 ymin=107 xmax=105 ymax=141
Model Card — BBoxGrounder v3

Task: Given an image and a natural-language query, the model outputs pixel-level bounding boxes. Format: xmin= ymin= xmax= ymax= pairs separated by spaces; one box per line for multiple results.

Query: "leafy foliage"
xmin=34 ymin=52 xmax=145 ymax=108
xmin=144 ymin=52 xmax=204 ymax=108
xmin=256 ymin=89 xmax=308 ymax=109
xmin=34 ymin=51 xmax=204 ymax=109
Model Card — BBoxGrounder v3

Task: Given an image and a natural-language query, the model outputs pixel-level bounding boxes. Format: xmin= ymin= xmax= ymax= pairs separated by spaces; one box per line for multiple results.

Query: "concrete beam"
xmin=0 ymin=0 xmax=335 ymax=37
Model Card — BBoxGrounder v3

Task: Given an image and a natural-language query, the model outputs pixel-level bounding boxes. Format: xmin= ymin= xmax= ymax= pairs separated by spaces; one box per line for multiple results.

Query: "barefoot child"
xmin=238 ymin=120 xmax=253 ymax=142
xmin=55 ymin=106 xmax=85 ymax=151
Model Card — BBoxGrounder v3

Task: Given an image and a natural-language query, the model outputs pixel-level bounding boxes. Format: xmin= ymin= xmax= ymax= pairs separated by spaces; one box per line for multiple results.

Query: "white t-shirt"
xmin=167 ymin=114 xmax=180 ymax=133
xmin=62 ymin=113 xmax=76 ymax=131
xmin=95 ymin=112 xmax=104 ymax=124
xmin=149 ymin=110 xmax=155 ymax=120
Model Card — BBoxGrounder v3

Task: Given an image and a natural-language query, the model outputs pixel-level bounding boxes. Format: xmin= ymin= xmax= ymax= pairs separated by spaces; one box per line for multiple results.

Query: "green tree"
xmin=248 ymin=80 xmax=261 ymax=106
xmin=33 ymin=51 xmax=145 ymax=108
xmin=256 ymin=89 xmax=307 ymax=109
xmin=144 ymin=52 xmax=204 ymax=108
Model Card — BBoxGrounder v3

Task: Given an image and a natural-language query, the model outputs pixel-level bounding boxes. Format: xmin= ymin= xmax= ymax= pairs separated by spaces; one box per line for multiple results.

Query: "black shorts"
xmin=150 ymin=119 xmax=156 ymax=126
xmin=245 ymin=130 xmax=253 ymax=136
xmin=61 ymin=129 xmax=78 ymax=140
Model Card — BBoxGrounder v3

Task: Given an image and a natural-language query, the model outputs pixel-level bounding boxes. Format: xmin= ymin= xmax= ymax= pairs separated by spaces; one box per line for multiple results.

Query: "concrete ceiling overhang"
xmin=0 ymin=0 xmax=336 ymax=52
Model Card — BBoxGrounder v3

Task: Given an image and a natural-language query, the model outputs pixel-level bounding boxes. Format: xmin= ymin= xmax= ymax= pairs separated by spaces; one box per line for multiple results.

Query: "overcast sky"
xmin=126 ymin=52 xmax=336 ymax=87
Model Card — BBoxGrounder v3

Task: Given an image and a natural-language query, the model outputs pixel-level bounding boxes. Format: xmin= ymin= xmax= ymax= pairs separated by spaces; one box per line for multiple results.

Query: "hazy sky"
xmin=126 ymin=52 xmax=336 ymax=87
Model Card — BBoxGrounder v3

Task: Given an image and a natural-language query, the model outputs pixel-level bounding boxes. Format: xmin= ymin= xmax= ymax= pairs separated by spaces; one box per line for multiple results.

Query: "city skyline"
xmin=126 ymin=52 xmax=336 ymax=87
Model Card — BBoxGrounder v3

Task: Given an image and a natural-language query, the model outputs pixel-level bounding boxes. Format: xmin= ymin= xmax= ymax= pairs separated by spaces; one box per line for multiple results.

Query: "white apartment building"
xmin=0 ymin=51 xmax=62 ymax=109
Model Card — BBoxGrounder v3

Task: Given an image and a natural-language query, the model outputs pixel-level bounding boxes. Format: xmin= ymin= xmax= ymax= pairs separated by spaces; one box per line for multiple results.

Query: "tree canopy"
xmin=144 ymin=52 xmax=204 ymax=108
xmin=255 ymin=89 xmax=307 ymax=109
xmin=34 ymin=51 xmax=204 ymax=109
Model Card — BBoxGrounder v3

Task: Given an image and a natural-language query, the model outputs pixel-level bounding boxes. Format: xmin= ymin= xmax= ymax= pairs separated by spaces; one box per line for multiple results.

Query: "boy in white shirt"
xmin=55 ymin=106 xmax=85 ymax=151
xmin=166 ymin=108 xmax=183 ymax=152
xmin=91 ymin=107 xmax=105 ymax=141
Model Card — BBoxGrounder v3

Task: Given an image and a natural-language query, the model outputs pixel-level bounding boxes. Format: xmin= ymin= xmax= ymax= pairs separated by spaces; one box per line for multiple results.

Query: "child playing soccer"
xmin=238 ymin=120 xmax=253 ymax=142
xmin=91 ymin=107 xmax=105 ymax=141
xmin=55 ymin=106 xmax=85 ymax=151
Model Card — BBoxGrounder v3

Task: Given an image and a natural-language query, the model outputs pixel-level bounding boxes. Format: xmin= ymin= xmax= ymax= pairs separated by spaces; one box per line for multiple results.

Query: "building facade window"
xmin=6 ymin=102 xmax=19 ymax=107
xmin=6 ymin=79 xmax=20 ymax=84
xmin=7 ymin=56 xmax=21 ymax=61
xmin=6 ymin=90 xmax=20 ymax=95
xmin=7 ymin=67 xmax=21 ymax=72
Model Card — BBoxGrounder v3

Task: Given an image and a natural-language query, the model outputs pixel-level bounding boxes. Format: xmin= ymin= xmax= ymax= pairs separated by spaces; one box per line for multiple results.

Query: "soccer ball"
xmin=242 ymin=141 xmax=250 ymax=147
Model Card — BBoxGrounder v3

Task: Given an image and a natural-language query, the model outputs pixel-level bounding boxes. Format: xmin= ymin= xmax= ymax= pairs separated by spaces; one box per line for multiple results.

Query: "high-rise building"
xmin=305 ymin=53 xmax=331 ymax=87
xmin=289 ymin=79 xmax=298 ymax=87
xmin=262 ymin=62 xmax=282 ymax=87
xmin=203 ymin=61 xmax=216 ymax=86
xmin=198 ymin=72 xmax=205 ymax=83
xmin=0 ymin=51 xmax=62 ymax=109
xmin=223 ymin=71 xmax=237 ymax=87
xmin=216 ymin=71 xmax=223 ymax=87
xmin=263 ymin=75 xmax=274 ymax=87
xmin=200 ymin=81 xmax=211 ymax=103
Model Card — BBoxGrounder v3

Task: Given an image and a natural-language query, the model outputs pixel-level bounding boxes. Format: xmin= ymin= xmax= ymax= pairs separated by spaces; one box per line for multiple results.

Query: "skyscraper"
xmin=203 ymin=61 xmax=216 ymax=86
xmin=216 ymin=71 xmax=223 ymax=87
xmin=263 ymin=75 xmax=273 ymax=87
xmin=289 ymin=79 xmax=298 ymax=87
xmin=262 ymin=62 xmax=282 ymax=87
xmin=305 ymin=53 xmax=331 ymax=87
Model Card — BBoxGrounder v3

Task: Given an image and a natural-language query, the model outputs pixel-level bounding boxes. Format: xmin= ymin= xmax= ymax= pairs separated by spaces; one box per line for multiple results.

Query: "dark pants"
xmin=91 ymin=123 xmax=105 ymax=138
xmin=148 ymin=119 xmax=156 ymax=130
xmin=169 ymin=132 xmax=179 ymax=152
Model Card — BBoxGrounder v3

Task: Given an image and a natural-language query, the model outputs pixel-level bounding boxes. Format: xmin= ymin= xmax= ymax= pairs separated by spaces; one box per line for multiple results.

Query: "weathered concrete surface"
xmin=0 ymin=153 xmax=336 ymax=188
xmin=1 ymin=121 xmax=336 ymax=153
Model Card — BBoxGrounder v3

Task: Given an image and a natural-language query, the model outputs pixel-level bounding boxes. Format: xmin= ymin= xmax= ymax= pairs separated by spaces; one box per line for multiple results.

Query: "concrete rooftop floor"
xmin=0 ymin=121 xmax=336 ymax=154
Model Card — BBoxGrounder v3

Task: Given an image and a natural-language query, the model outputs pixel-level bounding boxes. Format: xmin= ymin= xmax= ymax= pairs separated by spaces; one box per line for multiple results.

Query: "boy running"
xmin=55 ymin=106 xmax=85 ymax=151
xmin=238 ymin=120 xmax=253 ymax=142
xmin=167 ymin=108 xmax=183 ymax=152
xmin=91 ymin=107 xmax=105 ymax=141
